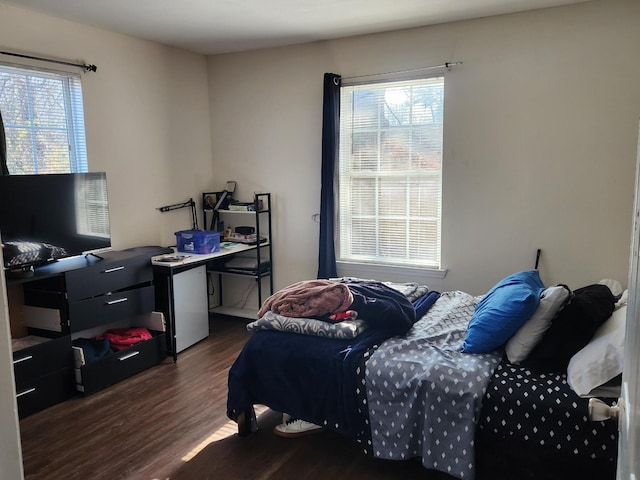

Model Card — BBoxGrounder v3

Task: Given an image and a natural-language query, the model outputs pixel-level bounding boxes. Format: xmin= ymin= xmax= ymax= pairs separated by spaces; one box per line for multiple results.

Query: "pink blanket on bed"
xmin=257 ymin=279 xmax=353 ymax=318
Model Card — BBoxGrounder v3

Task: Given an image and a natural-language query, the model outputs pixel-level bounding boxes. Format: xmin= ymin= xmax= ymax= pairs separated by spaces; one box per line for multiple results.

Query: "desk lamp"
xmin=157 ymin=198 xmax=198 ymax=230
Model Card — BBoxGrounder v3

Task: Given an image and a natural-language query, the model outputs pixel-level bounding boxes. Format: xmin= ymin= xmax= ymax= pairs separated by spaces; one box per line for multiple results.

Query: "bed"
xmin=226 ymin=271 xmax=622 ymax=479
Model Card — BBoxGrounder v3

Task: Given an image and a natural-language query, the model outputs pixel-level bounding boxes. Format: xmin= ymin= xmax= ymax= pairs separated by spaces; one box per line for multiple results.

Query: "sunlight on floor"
xmin=180 ymin=404 xmax=271 ymax=462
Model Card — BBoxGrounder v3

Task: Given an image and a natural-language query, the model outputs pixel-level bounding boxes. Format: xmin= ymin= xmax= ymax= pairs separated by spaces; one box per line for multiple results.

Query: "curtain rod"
xmin=339 ymin=61 xmax=461 ymax=83
xmin=0 ymin=50 xmax=97 ymax=72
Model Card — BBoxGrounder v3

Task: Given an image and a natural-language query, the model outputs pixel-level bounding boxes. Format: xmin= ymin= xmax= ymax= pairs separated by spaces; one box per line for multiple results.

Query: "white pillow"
xmin=505 ymin=285 xmax=570 ymax=364
xmin=598 ymin=278 xmax=623 ymax=298
xmin=567 ymin=305 xmax=626 ymax=397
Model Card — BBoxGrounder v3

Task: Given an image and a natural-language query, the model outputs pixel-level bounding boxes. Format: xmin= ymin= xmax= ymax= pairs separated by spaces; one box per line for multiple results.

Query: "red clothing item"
xmin=98 ymin=327 xmax=152 ymax=351
xmin=327 ymin=310 xmax=358 ymax=322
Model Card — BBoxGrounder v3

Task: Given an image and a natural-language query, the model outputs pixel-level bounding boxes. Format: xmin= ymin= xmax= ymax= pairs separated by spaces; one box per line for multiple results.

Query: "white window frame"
xmin=337 ymin=75 xmax=446 ymax=279
xmin=0 ymin=62 xmax=88 ymax=175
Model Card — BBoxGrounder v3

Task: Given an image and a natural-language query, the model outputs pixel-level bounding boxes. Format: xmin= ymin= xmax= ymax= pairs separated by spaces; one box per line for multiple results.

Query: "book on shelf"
xmin=225 ymin=198 xmax=264 ymax=211
xmin=228 ymin=202 xmax=255 ymax=211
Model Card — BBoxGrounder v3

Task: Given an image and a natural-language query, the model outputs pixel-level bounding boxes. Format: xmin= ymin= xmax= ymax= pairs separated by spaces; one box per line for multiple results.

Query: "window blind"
xmin=338 ymin=76 xmax=444 ymax=269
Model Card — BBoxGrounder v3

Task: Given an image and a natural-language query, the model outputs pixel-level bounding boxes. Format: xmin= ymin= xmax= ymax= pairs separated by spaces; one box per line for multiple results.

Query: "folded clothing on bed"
xmin=256 ymin=277 xmax=420 ymax=336
xmin=247 ymin=312 xmax=368 ymax=339
xmin=337 ymin=278 xmax=417 ymax=336
xmin=247 ymin=283 xmax=438 ymax=339
xmin=257 ymin=279 xmax=353 ymax=318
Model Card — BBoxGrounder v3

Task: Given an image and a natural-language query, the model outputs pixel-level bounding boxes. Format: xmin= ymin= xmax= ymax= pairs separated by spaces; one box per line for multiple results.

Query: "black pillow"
xmin=520 ymin=284 xmax=616 ymax=372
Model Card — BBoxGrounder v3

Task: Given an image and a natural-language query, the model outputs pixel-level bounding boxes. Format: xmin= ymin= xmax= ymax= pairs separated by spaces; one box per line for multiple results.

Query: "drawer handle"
xmin=13 ymin=355 xmax=33 ymax=365
xmin=16 ymin=387 xmax=36 ymax=398
xmin=105 ymin=297 xmax=128 ymax=306
xmin=118 ymin=351 xmax=140 ymax=361
xmin=102 ymin=266 xmax=125 ymax=274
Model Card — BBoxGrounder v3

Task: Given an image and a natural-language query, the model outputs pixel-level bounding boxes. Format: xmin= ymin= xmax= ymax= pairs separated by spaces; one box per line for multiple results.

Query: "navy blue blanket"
xmin=227 ymin=285 xmax=440 ymax=440
xmin=336 ymin=278 xmax=418 ymax=336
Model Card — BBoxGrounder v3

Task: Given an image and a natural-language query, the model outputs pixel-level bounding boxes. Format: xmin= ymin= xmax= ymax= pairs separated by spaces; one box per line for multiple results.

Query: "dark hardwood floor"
xmin=19 ymin=316 xmax=442 ymax=480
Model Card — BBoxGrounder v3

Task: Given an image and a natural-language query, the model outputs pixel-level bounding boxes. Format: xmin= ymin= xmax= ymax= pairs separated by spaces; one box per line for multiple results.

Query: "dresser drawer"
xmin=75 ymin=332 xmax=166 ymax=395
xmin=23 ymin=275 xmax=67 ymax=310
xmin=16 ymin=367 xmax=76 ymax=419
xmin=13 ymin=336 xmax=73 ymax=384
xmin=65 ymin=251 xmax=154 ymax=301
xmin=68 ymin=285 xmax=155 ymax=333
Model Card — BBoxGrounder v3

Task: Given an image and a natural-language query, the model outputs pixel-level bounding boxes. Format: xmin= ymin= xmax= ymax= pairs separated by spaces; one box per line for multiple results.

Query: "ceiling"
xmin=3 ymin=0 xmax=591 ymax=55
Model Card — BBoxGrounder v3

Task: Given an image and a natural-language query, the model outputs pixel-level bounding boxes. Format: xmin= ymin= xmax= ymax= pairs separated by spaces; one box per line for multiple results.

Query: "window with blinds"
xmin=338 ymin=76 xmax=444 ymax=269
xmin=0 ymin=63 xmax=88 ymax=174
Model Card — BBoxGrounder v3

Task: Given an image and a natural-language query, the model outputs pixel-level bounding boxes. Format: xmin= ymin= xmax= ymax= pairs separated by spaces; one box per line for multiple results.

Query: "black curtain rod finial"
xmin=0 ymin=50 xmax=98 ymax=73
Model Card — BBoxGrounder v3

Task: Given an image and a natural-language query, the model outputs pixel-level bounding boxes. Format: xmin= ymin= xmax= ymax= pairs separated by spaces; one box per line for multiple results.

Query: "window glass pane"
xmin=408 ymin=220 xmax=439 ymax=259
xmin=339 ymin=76 xmax=444 ymax=269
xmin=411 ymin=83 xmax=444 ymax=125
xmin=381 ymin=130 xmax=411 ymax=170
xmin=409 ymin=178 xmax=440 ymax=218
xmin=31 ymin=77 xmax=66 ymax=127
xmin=353 ymin=90 xmax=383 ymax=129
xmin=351 ymin=131 xmax=379 ymax=171
xmin=351 ymin=178 xmax=376 ymax=216
xmin=379 ymin=219 xmax=407 ymax=259
xmin=4 ymin=127 xmax=30 ymax=172
xmin=379 ymin=179 xmax=407 ymax=217
xmin=350 ymin=220 xmax=377 ymax=257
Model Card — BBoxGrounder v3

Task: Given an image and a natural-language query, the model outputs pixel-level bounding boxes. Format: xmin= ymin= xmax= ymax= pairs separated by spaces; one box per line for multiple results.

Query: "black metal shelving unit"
xmin=204 ymin=192 xmax=273 ymax=319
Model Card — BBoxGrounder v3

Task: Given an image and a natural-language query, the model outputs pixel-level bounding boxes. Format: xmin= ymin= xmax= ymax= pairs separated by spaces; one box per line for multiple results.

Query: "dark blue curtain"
xmin=0 ymin=109 xmax=8 ymax=175
xmin=317 ymin=73 xmax=341 ymax=279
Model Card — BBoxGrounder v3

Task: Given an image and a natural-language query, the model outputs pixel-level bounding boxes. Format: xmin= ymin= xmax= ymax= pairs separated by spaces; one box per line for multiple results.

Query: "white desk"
xmin=152 ymin=242 xmax=259 ymax=361
xmin=151 ymin=241 xmax=257 ymax=267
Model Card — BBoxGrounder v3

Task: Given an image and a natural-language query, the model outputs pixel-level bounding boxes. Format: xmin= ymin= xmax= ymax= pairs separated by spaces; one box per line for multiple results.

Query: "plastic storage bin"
xmin=175 ymin=230 xmax=220 ymax=254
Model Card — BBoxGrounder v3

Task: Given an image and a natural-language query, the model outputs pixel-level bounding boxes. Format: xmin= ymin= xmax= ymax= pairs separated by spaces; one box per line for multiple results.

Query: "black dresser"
xmin=10 ymin=248 xmax=168 ymax=417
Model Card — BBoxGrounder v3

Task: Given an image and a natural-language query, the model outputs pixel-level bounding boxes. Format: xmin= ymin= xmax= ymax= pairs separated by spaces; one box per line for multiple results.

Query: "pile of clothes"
xmin=256 ymin=277 xmax=423 ymax=336
xmin=72 ymin=327 xmax=152 ymax=364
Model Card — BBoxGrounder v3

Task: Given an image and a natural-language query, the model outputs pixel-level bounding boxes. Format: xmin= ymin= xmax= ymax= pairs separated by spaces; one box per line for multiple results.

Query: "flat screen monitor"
xmin=0 ymin=172 xmax=111 ymax=270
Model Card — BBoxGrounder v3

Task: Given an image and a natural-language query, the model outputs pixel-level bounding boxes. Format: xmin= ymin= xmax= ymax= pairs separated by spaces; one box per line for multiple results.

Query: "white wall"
xmin=0 ymin=3 xmax=215 ymax=249
xmin=207 ymin=0 xmax=640 ymax=296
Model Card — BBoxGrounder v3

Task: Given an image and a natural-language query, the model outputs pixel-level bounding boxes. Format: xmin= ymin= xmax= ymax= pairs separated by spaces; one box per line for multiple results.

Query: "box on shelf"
xmin=175 ymin=230 xmax=220 ymax=254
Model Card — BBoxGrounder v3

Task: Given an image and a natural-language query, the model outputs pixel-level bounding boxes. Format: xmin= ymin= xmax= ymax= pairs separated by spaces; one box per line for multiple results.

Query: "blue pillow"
xmin=462 ymin=270 xmax=545 ymax=354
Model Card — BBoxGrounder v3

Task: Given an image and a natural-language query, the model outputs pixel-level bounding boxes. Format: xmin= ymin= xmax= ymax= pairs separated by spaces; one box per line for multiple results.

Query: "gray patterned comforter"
xmin=365 ymin=291 xmax=501 ymax=479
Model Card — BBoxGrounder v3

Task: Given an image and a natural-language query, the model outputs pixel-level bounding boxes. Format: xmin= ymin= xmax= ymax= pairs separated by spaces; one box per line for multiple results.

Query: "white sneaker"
xmin=273 ymin=417 xmax=324 ymax=438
